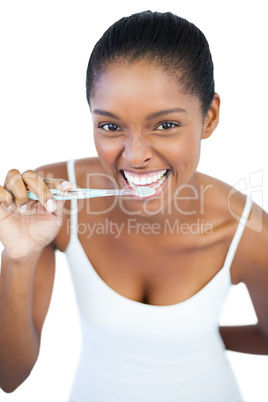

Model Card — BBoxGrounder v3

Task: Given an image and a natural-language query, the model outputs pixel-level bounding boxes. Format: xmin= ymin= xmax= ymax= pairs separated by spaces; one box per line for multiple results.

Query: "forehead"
xmin=90 ymin=61 xmax=201 ymax=116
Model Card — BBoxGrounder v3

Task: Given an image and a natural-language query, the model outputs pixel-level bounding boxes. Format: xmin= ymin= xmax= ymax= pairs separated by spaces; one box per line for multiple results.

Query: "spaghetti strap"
xmin=66 ymin=159 xmax=77 ymax=186
xmin=223 ymin=194 xmax=253 ymax=270
xmin=66 ymin=159 xmax=78 ymax=235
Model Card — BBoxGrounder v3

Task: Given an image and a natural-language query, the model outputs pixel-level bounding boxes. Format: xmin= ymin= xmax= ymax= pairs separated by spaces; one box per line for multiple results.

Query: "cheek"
xmin=94 ymin=134 xmax=122 ymax=167
xmin=163 ymin=135 xmax=201 ymax=167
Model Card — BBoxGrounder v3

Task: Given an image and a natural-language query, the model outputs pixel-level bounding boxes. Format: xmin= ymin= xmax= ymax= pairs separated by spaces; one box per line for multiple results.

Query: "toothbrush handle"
xmin=27 ymin=192 xmax=39 ymax=201
xmin=27 ymin=188 xmax=133 ymax=201
xmin=27 ymin=189 xmax=78 ymax=201
xmin=27 ymin=189 xmax=71 ymax=201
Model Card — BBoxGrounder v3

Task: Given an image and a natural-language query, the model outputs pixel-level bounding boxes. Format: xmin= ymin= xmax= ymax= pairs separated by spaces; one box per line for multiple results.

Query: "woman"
xmin=0 ymin=10 xmax=267 ymax=401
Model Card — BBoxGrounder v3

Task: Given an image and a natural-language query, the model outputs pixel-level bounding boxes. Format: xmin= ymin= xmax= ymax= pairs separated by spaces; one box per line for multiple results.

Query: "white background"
xmin=0 ymin=0 xmax=267 ymax=401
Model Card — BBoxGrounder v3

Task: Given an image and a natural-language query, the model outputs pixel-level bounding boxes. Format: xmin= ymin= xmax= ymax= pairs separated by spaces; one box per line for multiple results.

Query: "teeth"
xmin=152 ymin=175 xmax=166 ymax=189
xmin=140 ymin=177 xmax=147 ymax=185
xmin=124 ymin=170 xmax=167 ymax=186
xmin=124 ymin=169 xmax=168 ymax=192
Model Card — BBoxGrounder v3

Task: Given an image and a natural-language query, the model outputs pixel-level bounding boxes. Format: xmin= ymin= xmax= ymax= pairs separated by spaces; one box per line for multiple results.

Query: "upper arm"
xmin=32 ymin=244 xmax=56 ymax=337
xmin=237 ymin=203 xmax=268 ymax=336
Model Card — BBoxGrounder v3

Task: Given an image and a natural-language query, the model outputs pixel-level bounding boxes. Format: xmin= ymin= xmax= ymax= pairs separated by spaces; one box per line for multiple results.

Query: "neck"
xmin=117 ymin=173 xmax=210 ymax=225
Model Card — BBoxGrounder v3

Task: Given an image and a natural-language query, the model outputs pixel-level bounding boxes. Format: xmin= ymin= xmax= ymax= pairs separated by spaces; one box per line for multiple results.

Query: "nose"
xmin=122 ymin=135 xmax=152 ymax=168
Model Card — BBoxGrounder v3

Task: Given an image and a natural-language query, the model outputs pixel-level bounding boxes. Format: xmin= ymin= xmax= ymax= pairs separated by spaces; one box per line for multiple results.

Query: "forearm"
xmin=219 ymin=324 xmax=268 ymax=355
xmin=0 ymin=249 xmax=41 ymax=392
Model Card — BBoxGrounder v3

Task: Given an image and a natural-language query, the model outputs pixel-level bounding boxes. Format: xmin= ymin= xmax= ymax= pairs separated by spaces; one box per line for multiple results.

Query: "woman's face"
xmin=90 ymin=61 xmax=212 ymax=216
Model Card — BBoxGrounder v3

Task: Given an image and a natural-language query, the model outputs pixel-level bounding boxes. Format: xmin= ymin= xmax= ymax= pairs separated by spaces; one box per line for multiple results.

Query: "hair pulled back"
xmin=86 ymin=11 xmax=215 ymax=116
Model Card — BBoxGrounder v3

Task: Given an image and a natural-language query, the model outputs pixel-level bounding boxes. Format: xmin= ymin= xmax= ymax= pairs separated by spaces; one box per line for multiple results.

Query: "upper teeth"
xmin=124 ymin=170 xmax=167 ymax=185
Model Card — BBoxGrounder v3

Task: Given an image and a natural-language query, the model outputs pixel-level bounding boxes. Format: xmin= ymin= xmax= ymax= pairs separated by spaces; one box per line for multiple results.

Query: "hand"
xmin=0 ymin=169 xmax=73 ymax=260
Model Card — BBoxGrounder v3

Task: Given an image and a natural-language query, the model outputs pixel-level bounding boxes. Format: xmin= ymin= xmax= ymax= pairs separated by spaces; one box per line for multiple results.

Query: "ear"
xmin=201 ymin=93 xmax=220 ymax=139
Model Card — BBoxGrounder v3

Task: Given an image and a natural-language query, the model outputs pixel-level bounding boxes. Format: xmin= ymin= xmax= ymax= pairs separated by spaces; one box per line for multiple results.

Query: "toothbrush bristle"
xmin=135 ymin=187 xmax=156 ymax=197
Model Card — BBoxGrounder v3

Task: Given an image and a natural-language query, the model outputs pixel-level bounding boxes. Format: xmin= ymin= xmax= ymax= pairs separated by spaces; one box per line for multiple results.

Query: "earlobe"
xmin=201 ymin=93 xmax=220 ymax=139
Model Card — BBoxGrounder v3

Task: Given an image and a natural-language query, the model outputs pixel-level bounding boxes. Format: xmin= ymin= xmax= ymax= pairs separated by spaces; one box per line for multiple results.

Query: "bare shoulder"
xmin=198 ymin=175 xmax=268 ymax=337
xmin=195 ymin=172 xmax=248 ymax=225
xmin=197 ymin=172 xmax=268 ymax=283
xmin=235 ymin=199 xmax=268 ymax=283
xmin=35 ymin=160 xmax=68 ymax=179
xmin=73 ymin=157 xmax=108 ymax=188
xmin=34 ymin=157 xmax=103 ymax=183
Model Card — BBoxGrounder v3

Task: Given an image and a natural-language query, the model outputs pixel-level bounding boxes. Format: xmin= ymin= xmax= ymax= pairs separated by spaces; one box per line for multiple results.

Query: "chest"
xmin=76 ymin=214 xmax=233 ymax=306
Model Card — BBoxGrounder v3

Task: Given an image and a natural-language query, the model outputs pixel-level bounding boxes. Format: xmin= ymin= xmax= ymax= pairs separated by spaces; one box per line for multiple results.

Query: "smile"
xmin=123 ymin=169 xmax=168 ymax=191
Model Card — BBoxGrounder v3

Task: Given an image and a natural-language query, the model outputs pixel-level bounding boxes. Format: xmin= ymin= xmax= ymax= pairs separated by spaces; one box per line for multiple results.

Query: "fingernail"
xmin=18 ymin=204 xmax=27 ymax=212
xmin=61 ymin=181 xmax=72 ymax=188
xmin=7 ymin=204 xmax=13 ymax=211
xmin=46 ymin=199 xmax=57 ymax=212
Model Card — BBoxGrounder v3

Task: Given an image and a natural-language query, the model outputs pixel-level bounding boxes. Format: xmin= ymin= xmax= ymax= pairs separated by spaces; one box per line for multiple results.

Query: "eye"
xmin=98 ymin=123 xmax=121 ymax=132
xmin=156 ymin=121 xmax=178 ymax=130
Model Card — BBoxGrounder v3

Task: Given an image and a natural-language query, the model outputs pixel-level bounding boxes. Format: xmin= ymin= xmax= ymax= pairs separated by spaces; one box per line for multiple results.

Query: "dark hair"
xmin=86 ymin=11 xmax=215 ymax=116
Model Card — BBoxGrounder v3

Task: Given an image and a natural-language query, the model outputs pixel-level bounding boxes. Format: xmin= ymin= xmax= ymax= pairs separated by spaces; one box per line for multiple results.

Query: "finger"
xmin=22 ymin=170 xmax=57 ymax=213
xmin=43 ymin=178 xmax=73 ymax=192
xmin=42 ymin=179 xmax=74 ymax=217
xmin=0 ymin=185 xmax=14 ymax=215
xmin=4 ymin=169 xmax=29 ymax=208
xmin=42 ymin=179 xmax=74 ymax=214
xmin=0 ymin=184 xmax=13 ymax=206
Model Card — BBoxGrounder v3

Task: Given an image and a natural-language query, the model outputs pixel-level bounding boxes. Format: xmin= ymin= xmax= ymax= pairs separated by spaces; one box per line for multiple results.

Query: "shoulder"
xmin=199 ymin=173 xmax=268 ymax=280
xmin=34 ymin=157 xmax=103 ymax=183
xmin=234 ymin=200 xmax=268 ymax=282
xmin=197 ymin=174 xmax=268 ymax=270
xmin=73 ymin=157 xmax=108 ymax=188
xmin=195 ymin=172 xmax=248 ymax=228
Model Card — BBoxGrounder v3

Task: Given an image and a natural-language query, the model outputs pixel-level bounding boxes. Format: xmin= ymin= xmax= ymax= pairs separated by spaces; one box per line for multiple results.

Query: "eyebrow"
xmin=145 ymin=108 xmax=187 ymax=120
xmin=93 ymin=107 xmax=187 ymax=121
xmin=93 ymin=109 xmax=120 ymax=119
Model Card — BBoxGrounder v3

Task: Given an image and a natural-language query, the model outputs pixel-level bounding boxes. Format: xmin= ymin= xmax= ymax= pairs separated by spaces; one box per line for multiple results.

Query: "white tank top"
xmin=65 ymin=159 xmax=251 ymax=402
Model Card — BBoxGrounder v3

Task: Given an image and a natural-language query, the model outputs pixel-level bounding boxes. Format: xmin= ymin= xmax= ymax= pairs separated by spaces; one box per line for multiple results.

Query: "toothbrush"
xmin=28 ymin=186 xmax=156 ymax=201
